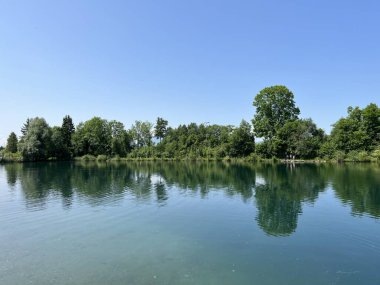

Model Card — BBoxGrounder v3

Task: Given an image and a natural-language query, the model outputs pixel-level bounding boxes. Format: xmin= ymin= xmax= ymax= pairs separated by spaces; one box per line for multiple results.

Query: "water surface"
xmin=0 ymin=162 xmax=379 ymax=284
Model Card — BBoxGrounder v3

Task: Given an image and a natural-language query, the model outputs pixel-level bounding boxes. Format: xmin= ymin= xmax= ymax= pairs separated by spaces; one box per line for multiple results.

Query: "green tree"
xmin=330 ymin=104 xmax=380 ymax=153
xmin=361 ymin=103 xmax=380 ymax=147
xmin=72 ymin=117 xmax=112 ymax=156
xmin=50 ymin=126 xmax=67 ymax=159
xmin=6 ymin=132 xmax=18 ymax=153
xmin=319 ymin=138 xmax=337 ymax=159
xmin=109 ymin=120 xmax=131 ymax=156
xmin=275 ymin=119 xmax=325 ymax=159
xmin=228 ymin=120 xmax=255 ymax=157
xmin=252 ymin=85 xmax=300 ymax=140
xmin=21 ymin=118 xmax=31 ymax=136
xmin=154 ymin=117 xmax=168 ymax=142
xmin=61 ymin=115 xmax=75 ymax=150
xmin=130 ymin=121 xmax=153 ymax=148
xmin=18 ymin=117 xmax=52 ymax=161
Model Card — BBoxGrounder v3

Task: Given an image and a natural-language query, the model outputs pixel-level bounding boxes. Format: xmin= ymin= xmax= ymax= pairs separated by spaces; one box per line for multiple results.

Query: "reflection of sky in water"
xmin=255 ymin=175 xmax=266 ymax=187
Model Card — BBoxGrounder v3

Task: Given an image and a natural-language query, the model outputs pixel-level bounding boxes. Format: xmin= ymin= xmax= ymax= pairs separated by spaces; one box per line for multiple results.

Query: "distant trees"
xmin=319 ymin=103 xmax=380 ymax=160
xmin=6 ymin=132 xmax=18 ymax=153
xmin=329 ymin=104 xmax=380 ymax=153
xmin=149 ymin=122 xmax=254 ymax=159
xmin=1 ymin=86 xmax=378 ymax=162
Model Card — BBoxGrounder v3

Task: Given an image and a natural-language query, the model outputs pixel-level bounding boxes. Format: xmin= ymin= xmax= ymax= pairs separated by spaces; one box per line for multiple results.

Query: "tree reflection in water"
xmin=3 ymin=161 xmax=380 ymax=236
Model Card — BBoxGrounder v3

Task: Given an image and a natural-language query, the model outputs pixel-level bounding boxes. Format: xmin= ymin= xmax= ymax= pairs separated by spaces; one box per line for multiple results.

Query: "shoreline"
xmin=1 ymin=155 xmax=378 ymax=164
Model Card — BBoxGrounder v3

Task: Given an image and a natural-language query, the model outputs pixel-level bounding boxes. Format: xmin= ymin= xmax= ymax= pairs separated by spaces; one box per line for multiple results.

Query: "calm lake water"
xmin=0 ymin=162 xmax=379 ymax=285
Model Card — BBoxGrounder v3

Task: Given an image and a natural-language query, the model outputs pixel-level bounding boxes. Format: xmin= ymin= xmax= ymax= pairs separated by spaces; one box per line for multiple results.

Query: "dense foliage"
xmin=251 ymin=86 xmax=323 ymax=159
xmin=1 ymin=85 xmax=379 ymax=162
xmin=252 ymin=85 xmax=300 ymax=140
xmin=6 ymin=132 xmax=18 ymax=153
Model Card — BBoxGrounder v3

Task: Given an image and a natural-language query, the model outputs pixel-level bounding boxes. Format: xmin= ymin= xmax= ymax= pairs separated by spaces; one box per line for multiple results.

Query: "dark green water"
xmin=0 ymin=162 xmax=379 ymax=285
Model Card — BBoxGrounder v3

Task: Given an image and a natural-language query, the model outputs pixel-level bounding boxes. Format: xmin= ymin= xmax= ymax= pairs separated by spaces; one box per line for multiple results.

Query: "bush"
xmin=110 ymin=155 xmax=121 ymax=161
xmin=372 ymin=146 xmax=380 ymax=161
xmin=346 ymin=150 xmax=360 ymax=162
xmin=246 ymin=153 xmax=259 ymax=162
xmin=334 ymin=151 xmax=345 ymax=162
xmin=346 ymin=150 xmax=370 ymax=162
xmin=0 ymin=151 xmax=23 ymax=162
xmin=357 ymin=151 xmax=370 ymax=162
xmin=81 ymin=154 xmax=97 ymax=161
xmin=97 ymin=155 xmax=108 ymax=161
xmin=271 ymin=156 xmax=279 ymax=163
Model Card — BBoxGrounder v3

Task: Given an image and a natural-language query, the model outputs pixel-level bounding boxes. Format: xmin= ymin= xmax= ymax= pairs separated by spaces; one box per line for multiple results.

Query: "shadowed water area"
xmin=0 ymin=162 xmax=379 ymax=284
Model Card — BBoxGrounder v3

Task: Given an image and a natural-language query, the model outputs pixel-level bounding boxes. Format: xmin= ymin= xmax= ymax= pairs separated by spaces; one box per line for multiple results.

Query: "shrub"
xmin=372 ymin=146 xmax=380 ymax=161
xmin=0 ymin=151 xmax=23 ymax=162
xmin=346 ymin=150 xmax=360 ymax=162
xmin=346 ymin=150 xmax=370 ymax=162
xmin=97 ymin=155 xmax=108 ymax=161
xmin=357 ymin=151 xmax=370 ymax=162
xmin=81 ymin=154 xmax=97 ymax=161
xmin=334 ymin=151 xmax=345 ymax=162
xmin=246 ymin=153 xmax=259 ymax=162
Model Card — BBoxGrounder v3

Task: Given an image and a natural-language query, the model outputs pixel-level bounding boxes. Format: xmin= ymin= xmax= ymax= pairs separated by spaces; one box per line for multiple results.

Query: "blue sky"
xmin=0 ymin=0 xmax=379 ymax=145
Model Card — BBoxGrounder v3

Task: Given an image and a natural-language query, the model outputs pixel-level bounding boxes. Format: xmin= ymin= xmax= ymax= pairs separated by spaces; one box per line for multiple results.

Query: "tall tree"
xmin=18 ymin=117 xmax=52 ymax=161
xmin=21 ymin=118 xmax=31 ymax=136
xmin=109 ymin=120 xmax=131 ymax=156
xmin=229 ymin=120 xmax=255 ymax=157
xmin=154 ymin=117 xmax=168 ymax=142
xmin=252 ymin=86 xmax=300 ymax=140
xmin=61 ymin=115 xmax=75 ymax=149
xmin=6 ymin=132 xmax=18 ymax=153
xmin=130 ymin=121 xmax=153 ymax=147
xmin=50 ymin=126 xmax=67 ymax=159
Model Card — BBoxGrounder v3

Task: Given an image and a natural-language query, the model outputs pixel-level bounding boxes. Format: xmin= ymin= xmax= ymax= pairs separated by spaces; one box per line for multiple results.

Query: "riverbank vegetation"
xmin=1 ymin=86 xmax=379 ymax=163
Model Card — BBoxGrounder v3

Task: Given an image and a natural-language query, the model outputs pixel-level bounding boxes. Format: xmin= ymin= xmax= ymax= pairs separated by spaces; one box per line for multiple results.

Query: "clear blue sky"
xmin=1 ymin=0 xmax=379 ymax=146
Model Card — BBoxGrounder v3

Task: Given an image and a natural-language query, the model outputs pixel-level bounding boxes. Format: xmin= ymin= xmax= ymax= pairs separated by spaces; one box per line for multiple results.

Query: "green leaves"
xmin=18 ymin=117 xmax=52 ymax=161
xmin=276 ymin=119 xmax=325 ymax=159
xmin=252 ymin=85 xmax=300 ymax=140
xmin=130 ymin=121 xmax=153 ymax=148
xmin=6 ymin=132 xmax=18 ymax=153
xmin=72 ymin=117 xmax=112 ymax=156
xmin=154 ymin=117 xmax=168 ymax=142
xmin=228 ymin=120 xmax=255 ymax=157
xmin=330 ymin=103 xmax=380 ymax=153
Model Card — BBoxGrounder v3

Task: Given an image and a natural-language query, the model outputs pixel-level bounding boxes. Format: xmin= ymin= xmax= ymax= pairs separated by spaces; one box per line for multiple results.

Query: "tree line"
xmin=1 ymin=85 xmax=379 ymax=162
